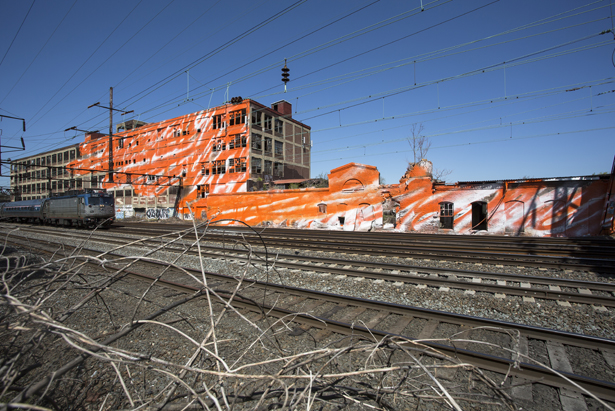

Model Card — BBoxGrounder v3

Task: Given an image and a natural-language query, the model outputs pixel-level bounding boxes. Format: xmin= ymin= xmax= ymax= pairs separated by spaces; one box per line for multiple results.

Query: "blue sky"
xmin=1 ymin=0 xmax=614 ymax=186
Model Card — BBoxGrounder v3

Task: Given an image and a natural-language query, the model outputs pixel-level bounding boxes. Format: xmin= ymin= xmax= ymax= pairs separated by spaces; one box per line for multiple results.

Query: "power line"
xmin=0 ymin=0 xmax=36 ymax=69
xmin=0 ymin=0 xmax=77 ymax=105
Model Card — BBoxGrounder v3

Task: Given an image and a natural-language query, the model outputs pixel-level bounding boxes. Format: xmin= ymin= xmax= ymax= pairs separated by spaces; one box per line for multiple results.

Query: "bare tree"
xmin=407 ymin=123 xmax=452 ymax=182
xmin=408 ymin=123 xmax=430 ymax=164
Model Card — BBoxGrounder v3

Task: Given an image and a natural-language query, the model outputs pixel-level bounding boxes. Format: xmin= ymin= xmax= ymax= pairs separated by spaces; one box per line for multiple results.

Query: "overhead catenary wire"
xmin=3 ymin=1 xmax=614 ymax=178
xmin=0 ymin=0 xmax=36 ymax=69
xmin=15 ymin=0 xmax=605 ymax=138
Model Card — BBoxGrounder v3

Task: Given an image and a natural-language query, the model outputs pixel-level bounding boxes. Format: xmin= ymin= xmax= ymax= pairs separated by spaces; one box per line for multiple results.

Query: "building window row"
xmin=12 ymin=150 xmax=77 ymax=172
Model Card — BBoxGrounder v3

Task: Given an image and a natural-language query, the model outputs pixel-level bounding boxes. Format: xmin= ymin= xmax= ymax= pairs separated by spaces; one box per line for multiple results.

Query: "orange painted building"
xmin=66 ymin=99 xmax=615 ymax=237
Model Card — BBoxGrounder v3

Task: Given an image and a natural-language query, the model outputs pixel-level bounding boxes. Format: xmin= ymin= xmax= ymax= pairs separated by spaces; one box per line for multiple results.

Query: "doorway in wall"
xmin=471 ymin=201 xmax=488 ymax=231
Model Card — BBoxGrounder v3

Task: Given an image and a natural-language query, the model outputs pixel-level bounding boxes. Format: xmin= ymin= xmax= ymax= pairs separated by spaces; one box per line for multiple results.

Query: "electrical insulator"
xmin=281 ymin=59 xmax=290 ymax=92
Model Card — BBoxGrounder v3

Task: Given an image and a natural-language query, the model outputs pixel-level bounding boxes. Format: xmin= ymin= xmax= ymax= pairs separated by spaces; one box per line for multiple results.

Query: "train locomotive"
xmin=0 ymin=189 xmax=115 ymax=228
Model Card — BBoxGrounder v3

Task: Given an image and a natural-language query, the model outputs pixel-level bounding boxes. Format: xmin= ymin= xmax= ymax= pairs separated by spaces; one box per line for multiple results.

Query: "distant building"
xmin=9 ymin=143 xmax=86 ymax=201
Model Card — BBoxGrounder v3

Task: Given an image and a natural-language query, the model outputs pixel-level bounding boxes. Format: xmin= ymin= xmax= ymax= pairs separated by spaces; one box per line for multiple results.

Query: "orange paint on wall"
xmin=65 ymin=97 xmax=615 ymax=237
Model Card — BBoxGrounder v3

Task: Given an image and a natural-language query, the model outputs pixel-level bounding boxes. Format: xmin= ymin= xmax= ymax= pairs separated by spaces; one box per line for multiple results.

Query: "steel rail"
xmin=6 ymin=227 xmax=615 ymax=307
xmin=116 ymin=223 xmax=615 ymax=256
xmin=108 ymin=225 xmax=615 ymax=271
xmin=118 ymin=264 xmax=615 ymax=402
xmin=6 ymin=234 xmax=615 ymax=402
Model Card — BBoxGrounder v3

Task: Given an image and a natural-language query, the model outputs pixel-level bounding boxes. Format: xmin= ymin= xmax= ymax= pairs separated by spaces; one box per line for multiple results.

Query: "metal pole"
xmin=109 ymin=87 xmax=114 ymax=183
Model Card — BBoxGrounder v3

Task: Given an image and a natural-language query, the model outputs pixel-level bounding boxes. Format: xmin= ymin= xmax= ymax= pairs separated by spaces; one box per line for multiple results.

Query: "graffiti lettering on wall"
xmin=146 ymin=208 xmax=171 ymax=219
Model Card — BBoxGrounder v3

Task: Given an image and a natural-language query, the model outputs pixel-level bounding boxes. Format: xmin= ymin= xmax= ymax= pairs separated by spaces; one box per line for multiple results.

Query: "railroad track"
xmin=109 ymin=223 xmax=615 ymax=273
xmin=114 ymin=222 xmax=615 ymax=258
xmin=6 ymin=225 xmax=615 ymax=308
xmin=5 ymin=230 xmax=615 ymax=408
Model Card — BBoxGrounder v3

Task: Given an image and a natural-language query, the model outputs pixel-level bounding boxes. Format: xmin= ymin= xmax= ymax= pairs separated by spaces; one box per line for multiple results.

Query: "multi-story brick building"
xmin=65 ymin=98 xmax=311 ymax=217
xmin=9 ymin=143 xmax=83 ymax=201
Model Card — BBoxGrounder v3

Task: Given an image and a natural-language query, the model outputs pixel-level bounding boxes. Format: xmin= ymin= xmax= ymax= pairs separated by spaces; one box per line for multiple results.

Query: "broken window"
xmin=273 ymin=162 xmax=283 ymax=178
xmin=229 ymin=109 xmax=246 ymax=126
xmin=264 ymin=160 xmax=272 ymax=175
xmin=251 ymin=157 xmax=262 ymax=174
xmin=439 ymin=202 xmax=454 ymax=229
xmin=228 ymin=158 xmax=235 ymax=173
xmin=274 ymin=119 xmax=283 ymax=133
xmin=213 ymin=160 xmax=226 ymax=174
xmin=274 ymin=140 xmax=283 ymax=158
xmin=264 ymin=115 xmax=272 ymax=130
xmin=237 ymin=157 xmax=247 ymax=172
xmin=264 ymin=137 xmax=272 ymax=155
xmin=212 ymin=114 xmax=225 ymax=129
xmin=251 ymin=110 xmax=261 ymax=126
xmin=197 ymin=184 xmax=209 ymax=198
xmin=252 ymin=134 xmax=262 ymax=151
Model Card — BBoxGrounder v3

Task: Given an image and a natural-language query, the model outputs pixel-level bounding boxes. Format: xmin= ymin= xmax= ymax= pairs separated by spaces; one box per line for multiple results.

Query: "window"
xmin=237 ymin=157 xmax=247 ymax=172
xmin=251 ymin=111 xmax=261 ymax=126
xmin=275 ymin=119 xmax=283 ymax=133
xmin=36 ymin=158 xmax=40 ymax=166
xmin=52 ymin=154 xmax=57 ymax=164
xmin=228 ymin=158 xmax=235 ymax=173
xmin=229 ymin=134 xmax=246 ymax=149
xmin=197 ymin=184 xmax=209 ymax=198
xmin=64 ymin=151 xmax=69 ymax=161
xmin=213 ymin=114 xmax=225 ymax=129
xmin=318 ymin=203 xmax=327 ymax=214
xmin=213 ymin=160 xmax=226 ymax=174
xmin=119 ymin=139 xmax=124 ymax=149
xmin=47 ymin=155 xmax=51 ymax=165
xmin=264 ymin=115 xmax=272 ymax=130
xmin=91 ymin=175 xmax=98 ymax=186
xmin=274 ymin=162 xmax=283 ymax=178
xmin=201 ymin=162 xmax=209 ymax=175
xmin=212 ymin=139 xmax=225 ymax=152
xmin=251 ymin=157 xmax=262 ymax=174
xmin=70 ymin=150 xmax=75 ymax=160
xmin=76 ymin=179 xmax=82 ymax=189
xmin=229 ymin=109 xmax=246 ymax=126
xmin=252 ymin=134 xmax=262 ymax=151
xmin=264 ymin=137 xmax=272 ymax=155
xmin=264 ymin=160 xmax=272 ymax=175
xmin=439 ymin=202 xmax=454 ymax=229
xmin=274 ymin=140 xmax=283 ymax=157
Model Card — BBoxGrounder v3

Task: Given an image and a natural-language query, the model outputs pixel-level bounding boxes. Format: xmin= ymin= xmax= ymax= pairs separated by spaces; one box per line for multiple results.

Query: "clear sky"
xmin=1 ymin=0 xmax=614 ymax=187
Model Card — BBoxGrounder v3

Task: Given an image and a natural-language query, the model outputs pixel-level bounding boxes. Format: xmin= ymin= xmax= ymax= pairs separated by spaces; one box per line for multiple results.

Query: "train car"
xmin=43 ymin=189 xmax=115 ymax=228
xmin=0 ymin=199 xmax=44 ymax=223
xmin=0 ymin=189 xmax=115 ymax=228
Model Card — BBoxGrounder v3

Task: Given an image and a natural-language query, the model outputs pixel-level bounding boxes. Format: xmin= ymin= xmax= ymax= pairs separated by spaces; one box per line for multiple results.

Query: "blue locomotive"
xmin=0 ymin=189 xmax=115 ymax=228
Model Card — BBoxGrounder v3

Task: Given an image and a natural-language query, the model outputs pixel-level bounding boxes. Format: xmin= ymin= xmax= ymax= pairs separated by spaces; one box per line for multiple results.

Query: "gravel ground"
xmin=5 ymin=225 xmax=615 ymax=340
xmin=2 ymin=224 xmax=615 ymax=411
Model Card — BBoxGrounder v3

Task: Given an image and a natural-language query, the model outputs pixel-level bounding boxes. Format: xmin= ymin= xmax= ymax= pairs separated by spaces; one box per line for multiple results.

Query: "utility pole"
xmin=88 ymin=87 xmax=133 ymax=185
xmin=109 ymin=87 xmax=113 ymax=183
